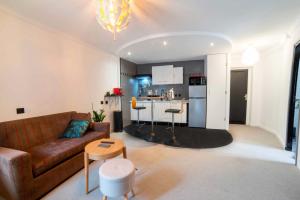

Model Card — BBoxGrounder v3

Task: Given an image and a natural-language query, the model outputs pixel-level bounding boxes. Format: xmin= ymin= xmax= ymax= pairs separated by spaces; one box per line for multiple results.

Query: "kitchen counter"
xmin=130 ymin=99 xmax=188 ymax=123
xmin=130 ymin=99 xmax=189 ymax=103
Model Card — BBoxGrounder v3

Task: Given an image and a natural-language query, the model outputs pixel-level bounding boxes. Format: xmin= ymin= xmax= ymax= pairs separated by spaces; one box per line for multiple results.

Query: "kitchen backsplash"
xmin=147 ymin=85 xmax=185 ymax=99
xmin=138 ymin=78 xmax=187 ymax=99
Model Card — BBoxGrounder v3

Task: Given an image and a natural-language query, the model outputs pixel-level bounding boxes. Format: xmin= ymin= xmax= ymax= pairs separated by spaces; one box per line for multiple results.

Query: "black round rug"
xmin=124 ymin=124 xmax=233 ymax=149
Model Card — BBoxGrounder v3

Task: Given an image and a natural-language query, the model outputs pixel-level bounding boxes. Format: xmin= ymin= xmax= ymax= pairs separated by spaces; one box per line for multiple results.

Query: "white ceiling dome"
xmin=0 ymin=0 xmax=300 ymax=63
xmin=118 ymin=32 xmax=232 ymax=64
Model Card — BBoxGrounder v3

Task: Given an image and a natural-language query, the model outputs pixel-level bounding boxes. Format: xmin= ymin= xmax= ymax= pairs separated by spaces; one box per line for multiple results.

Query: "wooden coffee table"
xmin=84 ymin=138 xmax=127 ymax=194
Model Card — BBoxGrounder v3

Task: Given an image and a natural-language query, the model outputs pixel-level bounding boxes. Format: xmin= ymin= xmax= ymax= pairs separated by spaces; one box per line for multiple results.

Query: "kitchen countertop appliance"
xmin=188 ymin=76 xmax=207 ymax=128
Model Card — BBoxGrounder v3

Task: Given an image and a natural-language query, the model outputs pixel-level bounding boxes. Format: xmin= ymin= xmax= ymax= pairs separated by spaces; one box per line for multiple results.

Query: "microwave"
xmin=189 ymin=76 xmax=206 ymax=85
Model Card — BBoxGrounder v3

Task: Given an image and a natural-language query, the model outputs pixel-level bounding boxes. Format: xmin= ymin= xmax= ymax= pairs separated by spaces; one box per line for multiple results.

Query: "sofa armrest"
xmin=90 ymin=122 xmax=110 ymax=137
xmin=0 ymin=147 xmax=33 ymax=200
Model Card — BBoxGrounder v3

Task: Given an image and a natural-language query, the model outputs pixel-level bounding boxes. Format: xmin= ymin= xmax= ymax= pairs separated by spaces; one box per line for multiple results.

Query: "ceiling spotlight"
xmin=163 ymin=41 xmax=167 ymax=46
xmin=127 ymin=51 xmax=132 ymax=56
xmin=210 ymin=42 xmax=214 ymax=47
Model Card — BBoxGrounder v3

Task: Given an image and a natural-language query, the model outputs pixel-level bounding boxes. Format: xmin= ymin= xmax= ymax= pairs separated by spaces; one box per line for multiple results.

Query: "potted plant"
xmin=92 ymin=109 xmax=106 ymax=122
xmin=105 ymin=91 xmax=111 ymax=97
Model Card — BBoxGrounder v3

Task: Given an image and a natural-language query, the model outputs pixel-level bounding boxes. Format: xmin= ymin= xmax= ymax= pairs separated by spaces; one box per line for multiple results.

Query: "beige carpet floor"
xmin=42 ymin=125 xmax=300 ymax=200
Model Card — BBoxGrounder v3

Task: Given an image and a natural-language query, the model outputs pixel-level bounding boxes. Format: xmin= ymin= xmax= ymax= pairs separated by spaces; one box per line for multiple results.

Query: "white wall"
xmin=260 ymin=23 xmax=300 ymax=170
xmin=231 ymin=22 xmax=300 ymax=169
xmin=253 ymin=27 xmax=300 ymax=148
xmin=0 ymin=8 xmax=120 ymax=125
xmin=231 ymin=47 xmax=292 ymax=147
xmin=257 ymin=45 xmax=293 ymax=146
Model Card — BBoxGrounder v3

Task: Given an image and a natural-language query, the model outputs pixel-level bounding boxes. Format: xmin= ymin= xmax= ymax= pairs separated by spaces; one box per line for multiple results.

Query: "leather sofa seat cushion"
xmin=29 ymin=131 xmax=106 ymax=177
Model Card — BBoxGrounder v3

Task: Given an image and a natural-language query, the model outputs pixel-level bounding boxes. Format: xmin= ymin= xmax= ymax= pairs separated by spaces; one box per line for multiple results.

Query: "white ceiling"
xmin=1 ymin=0 xmax=300 ymax=64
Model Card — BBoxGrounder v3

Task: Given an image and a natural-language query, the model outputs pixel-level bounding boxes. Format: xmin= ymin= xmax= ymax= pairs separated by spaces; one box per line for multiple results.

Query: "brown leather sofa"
xmin=0 ymin=111 xmax=110 ymax=200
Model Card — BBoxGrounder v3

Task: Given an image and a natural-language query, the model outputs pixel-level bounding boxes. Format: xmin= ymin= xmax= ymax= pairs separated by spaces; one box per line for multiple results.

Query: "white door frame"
xmin=230 ymin=67 xmax=253 ymax=125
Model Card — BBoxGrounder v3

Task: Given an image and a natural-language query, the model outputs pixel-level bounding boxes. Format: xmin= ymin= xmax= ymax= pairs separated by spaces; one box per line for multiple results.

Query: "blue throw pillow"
xmin=63 ymin=120 xmax=89 ymax=138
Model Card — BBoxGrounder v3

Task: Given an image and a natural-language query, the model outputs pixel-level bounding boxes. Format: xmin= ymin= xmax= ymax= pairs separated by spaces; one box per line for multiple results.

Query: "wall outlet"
xmin=16 ymin=108 xmax=25 ymax=114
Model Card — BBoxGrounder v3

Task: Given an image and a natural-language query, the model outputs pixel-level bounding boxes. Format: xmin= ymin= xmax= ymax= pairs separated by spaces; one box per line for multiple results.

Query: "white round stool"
xmin=99 ymin=158 xmax=135 ymax=200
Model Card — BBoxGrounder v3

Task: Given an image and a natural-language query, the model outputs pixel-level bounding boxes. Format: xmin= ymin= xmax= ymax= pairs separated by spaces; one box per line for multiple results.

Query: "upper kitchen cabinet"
xmin=152 ymin=65 xmax=183 ymax=85
xmin=173 ymin=67 xmax=183 ymax=84
xmin=206 ymin=54 xmax=229 ymax=130
xmin=152 ymin=65 xmax=173 ymax=85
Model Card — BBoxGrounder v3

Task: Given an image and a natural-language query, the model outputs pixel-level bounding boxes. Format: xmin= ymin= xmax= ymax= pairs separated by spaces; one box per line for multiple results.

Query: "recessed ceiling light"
xmin=127 ymin=51 xmax=132 ymax=56
xmin=163 ymin=41 xmax=167 ymax=46
xmin=210 ymin=42 xmax=214 ymax=47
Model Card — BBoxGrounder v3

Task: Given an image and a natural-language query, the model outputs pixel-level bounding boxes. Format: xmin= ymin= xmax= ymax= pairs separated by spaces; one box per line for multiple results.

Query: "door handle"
xmin=244 ymin=94 xmax=248 ymax=101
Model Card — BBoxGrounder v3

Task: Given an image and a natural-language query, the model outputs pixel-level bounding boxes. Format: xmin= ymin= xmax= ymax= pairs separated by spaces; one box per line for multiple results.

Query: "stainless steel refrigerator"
xmin=188 ymin=85 xmax=207 ymax=128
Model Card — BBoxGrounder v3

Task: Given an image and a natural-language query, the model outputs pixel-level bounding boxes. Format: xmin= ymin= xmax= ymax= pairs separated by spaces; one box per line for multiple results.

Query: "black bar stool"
xmin=131 ymin=97 xmax=146 ymax=127
xmin=165 ymin=100 xmax=184 ymax=145
xmin=165 ymin=109 xmax=181 ymax=133
xmin=134 ymin=106 xmax=146 ymax=126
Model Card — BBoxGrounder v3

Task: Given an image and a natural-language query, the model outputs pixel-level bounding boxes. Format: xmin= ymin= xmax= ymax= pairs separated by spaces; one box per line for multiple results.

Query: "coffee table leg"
xmin=84 ymin=152 xmax=89 ymax=194
xmin=122 ymin=147 xmax=127 ymax=158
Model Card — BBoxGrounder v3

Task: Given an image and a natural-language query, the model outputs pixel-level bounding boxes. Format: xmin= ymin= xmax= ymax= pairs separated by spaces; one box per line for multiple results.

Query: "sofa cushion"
xmin=63 ymin=120 xmax=89 ymax=138
xmin=72 ymin=112 xmax=91 ymax=123
xmin=28 ymin=131 xmax=106 ymax=177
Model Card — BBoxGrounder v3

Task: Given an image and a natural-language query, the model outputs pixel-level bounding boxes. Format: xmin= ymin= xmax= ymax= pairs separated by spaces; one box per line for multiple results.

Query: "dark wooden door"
xmin=230 ymin=70 xmax=248 ymax=124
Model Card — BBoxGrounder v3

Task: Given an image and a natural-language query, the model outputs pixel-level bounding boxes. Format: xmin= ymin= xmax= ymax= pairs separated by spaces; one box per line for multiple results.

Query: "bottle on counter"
xmin=171 ymin=88 xmax=175 ymax=99
xmin=147 ymin=89 xmax=153 ymax=96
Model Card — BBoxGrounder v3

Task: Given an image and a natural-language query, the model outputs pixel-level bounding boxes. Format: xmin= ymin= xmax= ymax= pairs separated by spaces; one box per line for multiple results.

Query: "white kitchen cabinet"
xmin=206 ymin=54 xmax=228 ymax=130
xmin=152 ymin=65 xmax=173 ymax=85
xmin=180 ymin=104 xmax=187 ymax=123
xmin=130 ymin=106 xmax=137 ymax=121
xmin=152 ymin=65 xmax=183 ymax=85
xmin=173 ymin=67 xmax=183 ymax=84
xmin=137 ymin=102 xmax=151 ymax=121
xmin=154 ymin=102 xmax=170 ymax=122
